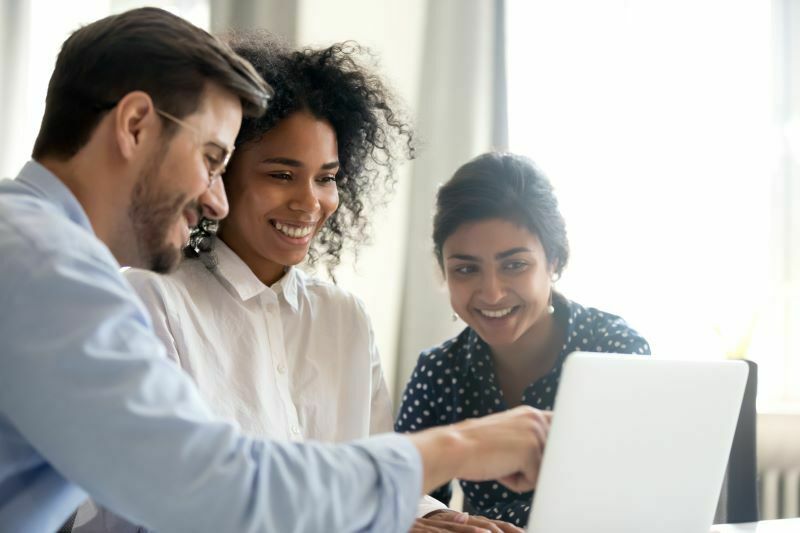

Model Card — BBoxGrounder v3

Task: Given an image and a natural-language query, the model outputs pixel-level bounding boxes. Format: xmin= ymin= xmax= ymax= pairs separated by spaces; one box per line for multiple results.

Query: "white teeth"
xmin=479 ymin=307 xmax=514 ymax=318
xmin=274 ymin=222 xmax=314 ymax=239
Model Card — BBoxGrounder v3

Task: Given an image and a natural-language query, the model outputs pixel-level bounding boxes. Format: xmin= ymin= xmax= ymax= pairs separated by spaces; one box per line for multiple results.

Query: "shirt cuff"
xmin=351 ymin=432 xmax=423 ymax=533
xmin=417 ymin=494 xmax=449 ymax=517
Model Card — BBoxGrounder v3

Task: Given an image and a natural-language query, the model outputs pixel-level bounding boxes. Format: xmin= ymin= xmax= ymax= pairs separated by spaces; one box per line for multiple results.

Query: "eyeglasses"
xmin=155 ymin=108 xmax=234 ymax=188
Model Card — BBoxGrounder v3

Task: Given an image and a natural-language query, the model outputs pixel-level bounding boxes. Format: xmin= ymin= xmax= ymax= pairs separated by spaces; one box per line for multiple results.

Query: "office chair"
xmin=714 ymin=359 xmax=759 ymax=524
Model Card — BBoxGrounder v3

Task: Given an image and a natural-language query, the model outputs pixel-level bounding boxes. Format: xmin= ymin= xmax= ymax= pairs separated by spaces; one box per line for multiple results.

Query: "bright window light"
xmin=507 ymin=0 xmax=796 ymax=408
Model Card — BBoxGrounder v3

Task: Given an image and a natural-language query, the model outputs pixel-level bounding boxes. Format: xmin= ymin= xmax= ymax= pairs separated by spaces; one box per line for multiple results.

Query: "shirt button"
xmin=291 ymin=425 xmax=300 ymax=435
xmin=277 ymin=363 xmax=286 ymax=374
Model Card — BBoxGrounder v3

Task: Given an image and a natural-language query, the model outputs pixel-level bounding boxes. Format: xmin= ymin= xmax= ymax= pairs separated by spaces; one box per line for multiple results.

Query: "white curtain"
xmin=0 ymin=0 xmax=33 ymax=178
xmin=393 ymin=0 xmax=508 ymax=399
xmin=775 ymin=0 xmax=800 ymax=406
xmin=209 ymin=0 xmax=297 ymax=42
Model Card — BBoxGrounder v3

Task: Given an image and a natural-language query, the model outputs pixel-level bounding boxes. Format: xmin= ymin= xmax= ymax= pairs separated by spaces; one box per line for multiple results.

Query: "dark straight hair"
xmin=32 ymin=7 xmax=273 ymax=160
xmin=433 ymin=152 xmax=570 ymax=276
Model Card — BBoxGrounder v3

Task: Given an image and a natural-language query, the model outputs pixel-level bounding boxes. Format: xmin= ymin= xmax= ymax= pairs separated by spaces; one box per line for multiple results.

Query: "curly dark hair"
xmin=185 ymin=31 xmax=414 ymax=275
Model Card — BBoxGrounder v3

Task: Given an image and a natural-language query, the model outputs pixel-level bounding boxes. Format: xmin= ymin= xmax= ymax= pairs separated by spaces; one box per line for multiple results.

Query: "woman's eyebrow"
xmin=259 ymin=157 xmax=340 ymax=170
xmin=447 ymin=253 xmax=480 ymax=262
xmin=495 ymin=247 xmax=532 ymax=260
xmin=260 ymin=157 xmax=303 ymax=166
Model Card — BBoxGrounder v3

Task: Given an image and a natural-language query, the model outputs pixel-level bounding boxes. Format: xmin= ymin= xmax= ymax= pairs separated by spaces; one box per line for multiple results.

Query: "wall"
xmin=295 ymin=0 xmax=428 ymax=396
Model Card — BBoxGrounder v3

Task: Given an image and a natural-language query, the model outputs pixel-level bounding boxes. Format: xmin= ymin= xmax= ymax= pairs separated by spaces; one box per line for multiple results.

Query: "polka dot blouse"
xmin=394 ymin=294 xmax=651 ymax=527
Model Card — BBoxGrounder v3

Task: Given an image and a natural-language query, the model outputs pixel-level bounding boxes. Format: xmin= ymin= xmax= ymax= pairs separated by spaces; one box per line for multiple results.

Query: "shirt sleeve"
xmin=71 ymin=270 xmax=218 ymax=533
xmin=0 ymin=246 xmax=422 ymax=533
xmin=395 ymin=350 xmax=453 ymax=507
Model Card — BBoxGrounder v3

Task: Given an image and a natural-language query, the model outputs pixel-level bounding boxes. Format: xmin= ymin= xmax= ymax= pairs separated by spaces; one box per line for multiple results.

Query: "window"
xmin=507 ymin=0 xmax=798 ymax=408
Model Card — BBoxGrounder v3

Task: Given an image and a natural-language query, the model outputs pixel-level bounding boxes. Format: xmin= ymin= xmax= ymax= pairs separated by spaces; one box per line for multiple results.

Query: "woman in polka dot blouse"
xmin=395 ymin=152 xmax=651 ymax=528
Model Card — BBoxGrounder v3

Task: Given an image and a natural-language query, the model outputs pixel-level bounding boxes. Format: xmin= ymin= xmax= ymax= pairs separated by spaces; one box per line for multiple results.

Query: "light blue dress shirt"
xmin=0 ymin=161 xmax=422 ymax=533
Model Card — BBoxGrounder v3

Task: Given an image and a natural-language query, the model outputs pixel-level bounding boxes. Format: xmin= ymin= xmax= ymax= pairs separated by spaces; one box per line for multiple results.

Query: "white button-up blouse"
xmin=125 ymin=239 xmax=444 ymax=517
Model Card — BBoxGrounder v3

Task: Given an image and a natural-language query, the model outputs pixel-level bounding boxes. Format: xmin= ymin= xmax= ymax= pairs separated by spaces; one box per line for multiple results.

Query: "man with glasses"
xmin=0 ymin=7 xmax=550 ymax=533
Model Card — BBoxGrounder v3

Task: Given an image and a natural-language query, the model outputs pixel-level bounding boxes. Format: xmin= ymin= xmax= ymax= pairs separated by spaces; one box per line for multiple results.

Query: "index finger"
xmin=490 ymin=519 xmax=526 ymax=533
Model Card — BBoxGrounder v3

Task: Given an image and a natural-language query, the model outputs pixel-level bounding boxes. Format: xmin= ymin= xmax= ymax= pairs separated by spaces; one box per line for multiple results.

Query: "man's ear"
xmin=113 ymin=91 xmax=158 ymax=161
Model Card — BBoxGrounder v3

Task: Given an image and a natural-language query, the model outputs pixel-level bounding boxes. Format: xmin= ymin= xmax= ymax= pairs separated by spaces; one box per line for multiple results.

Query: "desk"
xmin=711 ymin=519 xmax=800 ymax=531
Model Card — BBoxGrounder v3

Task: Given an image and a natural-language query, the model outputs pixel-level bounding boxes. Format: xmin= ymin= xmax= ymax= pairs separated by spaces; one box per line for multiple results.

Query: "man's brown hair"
xmin=32 ymin=7 xmax=273 ymax=160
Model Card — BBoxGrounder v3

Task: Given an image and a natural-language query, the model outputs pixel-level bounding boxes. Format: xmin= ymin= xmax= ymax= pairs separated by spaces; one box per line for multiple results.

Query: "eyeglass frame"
xmin=154 ymin=108 xmax=235 ymax=188
xmin=87 ymin=97 xmax=234 ymax=189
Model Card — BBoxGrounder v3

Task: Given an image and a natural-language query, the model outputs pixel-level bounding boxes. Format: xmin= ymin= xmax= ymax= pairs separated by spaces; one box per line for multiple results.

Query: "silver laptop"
xmin=526 ymin=353 xmax=748 ymax=533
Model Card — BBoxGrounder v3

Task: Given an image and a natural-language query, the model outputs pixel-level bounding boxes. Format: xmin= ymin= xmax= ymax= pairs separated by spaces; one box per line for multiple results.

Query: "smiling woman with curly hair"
xmin=75 ymin=31 xmax=520 ymax=533
xmin=185 ymin=33 xmax=413 ymax=276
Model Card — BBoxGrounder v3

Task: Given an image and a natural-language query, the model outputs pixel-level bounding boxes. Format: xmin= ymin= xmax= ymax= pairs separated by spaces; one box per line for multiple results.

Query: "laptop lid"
xmin=526 ymin=353 xmax=748 ymax=533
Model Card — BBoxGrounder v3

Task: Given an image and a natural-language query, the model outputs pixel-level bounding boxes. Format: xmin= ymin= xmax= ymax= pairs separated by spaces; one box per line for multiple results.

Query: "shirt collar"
xmin=271 ymin=266 xmax=301 ymax=312
xmin=548 ymin=293 xmax=580 ymax=373
xmin=556 ymin=292 xmax=579 ymax=342
xmin=463 ymin=328 xmax=493 ymax=376
xmin=212 ymin=239 xmax=268 ymax=301
xmin=211 ymin=239 xmax=302 ymax=311
xmin=16 ymin=160 xmax=93 ymax=234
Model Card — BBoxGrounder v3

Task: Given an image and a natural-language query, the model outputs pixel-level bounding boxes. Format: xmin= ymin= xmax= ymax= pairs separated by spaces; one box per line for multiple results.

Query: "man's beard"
xmin=128 ymin=156 xmax=197 ymax=273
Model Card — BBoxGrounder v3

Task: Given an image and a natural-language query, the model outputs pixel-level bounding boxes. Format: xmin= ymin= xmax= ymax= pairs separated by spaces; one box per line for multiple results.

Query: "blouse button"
xmin=291 ymin=425 xmax=300 ymax=435
xmin=277 ymin=363 xmax=287 ymax=374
